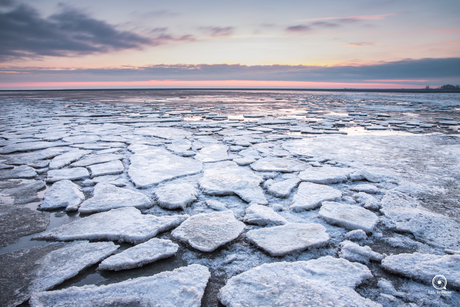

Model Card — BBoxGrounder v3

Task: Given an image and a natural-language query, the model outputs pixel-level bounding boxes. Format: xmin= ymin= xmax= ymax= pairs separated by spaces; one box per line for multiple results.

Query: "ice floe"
xmin=49 ymin=149 xmax=90 ymax=170
xmin=339 ymin=240 xmax=383 ymax=264
xmin=298 ymin=166 xmax=354 ymax=184
xmin=46 ymin=167 xmax=89 ymax=183
xmin=78 ymin=183 xmax=152 ymax=214
xmin=172 ymin=210 xmax=245 ymax=252
xmin=251 ymin=157 xmax=306 ymax=172
xmin=195 ymin=144 xmax=229 ymax=162
xmin=290 ymin=182 xmax=342 ymax=211
xmin=30 ymin=264 xmax=210 ymax=307
xmin=243 ymin=204 xmax=287 ymax=226
xmin=319 ymin=201 xmax=379 ymax=233
xmin=39 ymin=180 xmax=85 ymax=211
xmin=98 ymin=238 xmax=179 ymax=271
xmin=29 ymin=241 xmax=117 ymax=293
xmin=70 ymin=153 xmax=122 ymax=167
xmin=34 ymin=207 xmax=188 ymax=244
xmin=88 ymin=159 xmax=124 ymax=177
xmin=263 ymin=177 xmax=300 ymax=198
xmin=128 ymin=146 xmax=202 ymax=188
xmin=246 ymin=223 xmax=329 ymax=256
xmin=199 ymin=161 xmax=267 ymax=205
xmin=380 ymin=190 xmax=460 ymax=249
xmin=155 ymin=182 xmax=197 ymax=210
xmin=382 ymin=253 xmax=460 ymax=290
xmin=219 ymin=256 xmax=379 ymax=306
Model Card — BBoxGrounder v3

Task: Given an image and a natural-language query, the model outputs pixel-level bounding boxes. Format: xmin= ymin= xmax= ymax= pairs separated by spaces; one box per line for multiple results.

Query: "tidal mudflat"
xmin=0 ymin=89 xmax=459 ymax=306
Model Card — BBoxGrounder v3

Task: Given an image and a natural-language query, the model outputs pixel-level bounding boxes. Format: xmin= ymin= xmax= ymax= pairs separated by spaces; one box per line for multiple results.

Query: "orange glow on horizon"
xmin=0 ymin=80 xmax=427 ymax=90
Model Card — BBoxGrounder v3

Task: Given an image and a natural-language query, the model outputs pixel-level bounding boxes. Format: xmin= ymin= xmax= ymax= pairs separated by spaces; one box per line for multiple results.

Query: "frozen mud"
xmin=0 ymin=90 xmax=459 ymax=307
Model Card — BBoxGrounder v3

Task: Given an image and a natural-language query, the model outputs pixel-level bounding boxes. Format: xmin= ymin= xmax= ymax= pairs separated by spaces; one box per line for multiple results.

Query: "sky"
xmin=0 ymin=0 xmax=459 ymax=90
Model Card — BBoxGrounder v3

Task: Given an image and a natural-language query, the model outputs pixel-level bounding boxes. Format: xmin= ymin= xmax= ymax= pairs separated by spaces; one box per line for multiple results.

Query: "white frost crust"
xmin=250 ymin=157 xmax=306 ymax=172
xmin=243 ymin=204 xmax=287 ymax=226
xmin=339 ymin=240 xmax=383 ymax=264
xmin=98 ymin=238 xmax=179 ymax=271
xmin=298 ymin=166 xmax=355 ymax=184
xmin=128 ymin=146 xmax=202 ymax=188
xmin=49 ymin=150 xmax=91 ymax=170
xmin=155 ymin=183 xmax=197 ymax=210
xmin=172 ymin=210 xmax=245 ymax=252
xmin=264 ymin=177 xmax=300 ymax=198
xmin=29 ymin=241 xmax=118 ymax=293
xmin=219 ymin=256 xmax=379 ymax=307
xmin=199 ymin=161 xmax=267 ymax=205
xmin=319 ymin=201 xmax=379 ymax=233
xmin=290 ymin=182 xmax=342 ymax=211
xmin=34 ymin=207 xmax=188 ymax=244
xmin=88 ymin=160 xmax=124 ymax=178
xmin=40 ymin=180 xmax=85 ymax=211
xmin=30 ymin=264 xmax=210 ymax=307
xmin=246 ymin=223 xmax=330 ymax=256
xmin=380 ymin=190 xmax=460 ymax=250
xmin=382 ymin=253 xmax=460 ymax=290
xmin=46 ymin=167 xmax=89 ymax=183
xmin=78 ymin=183 xmax=152 ymax=214
xmin=195 ymin=144 xmax=230 ymax=162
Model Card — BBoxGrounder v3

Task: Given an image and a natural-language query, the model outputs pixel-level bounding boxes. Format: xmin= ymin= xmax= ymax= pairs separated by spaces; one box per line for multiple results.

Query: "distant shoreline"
xmin=1 ymin=88 xmax=460 ymax=94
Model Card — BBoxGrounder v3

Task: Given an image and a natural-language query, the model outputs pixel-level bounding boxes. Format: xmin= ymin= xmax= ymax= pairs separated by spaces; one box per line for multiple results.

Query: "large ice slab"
xmin=339 ymin=240 xmax=383 ymax=264
xmin=382 ymin=253 xmax=460 ymax=290
xmin=70 ymin=153 xmax=122 ymax=167
xmin=49 ymin=149 xmax=90 ymax=170
xmin=134 ymin=127 xmax=192 ymax=139
xmin=319 ymin=201 xmax=379 ymax=233
xmin=78 ymin=183 xmax=152 ymax=214
xmin=98 ymin=238 xmax=179 ymax=271
xmin=172 ymin=210 xmax=245 ymax=252
xmin=34 ymin=207 xmax=188 ymax=244
xmin=29 ymin=241 xmax=118 ymax=293
xmin=39 ymin=180 xmax=85 ymax=211
xmin=30 ymin=264 xmax=210 ymax=307
xmin=251 ymin=157 xmax=306 ymax=172
xmin=380 ymin=190 xmax=460 ymax=250
xmin=46 ymin=167 xmax=89 ymax=183
xmin=88 ymin=159 xmax=124 ymax=178
xmin=219 ymin=256 xmax=379 ymax=307
xmin=199 ymin=161 xmax=267 ymax=205
xmin=264 ymin=177 xmax=300 ymax=198
xmin=0 ymin=165 xmax=37 ymax=179
xmin=128 ymin=146 xmax=202 ymax=188
xmin=0 ymin=141 xmax=68 ymax=154
xmin=298 ymin=166 xmax=354 ymax=184
xmin=2 ymin=147 xmax=69 ymax=165
xmin=155 ymin=182 xmax=197 ymax=210
xmin=290 ymin=182 xmax=342 ymax=211
xmin=246 ymin=223 xmax=329 ymax=256
xmin=195 ymin=144 xmax=229 ymax=162
xmin=243 ymin=204 xmax=287 ymax=226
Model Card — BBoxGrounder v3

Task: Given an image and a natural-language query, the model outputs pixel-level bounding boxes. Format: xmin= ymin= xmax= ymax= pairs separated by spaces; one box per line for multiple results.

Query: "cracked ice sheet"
xmin=30 ymin=264 xmax=210 ymax=307
xmin=380 ymin=190 xmax=460 ymax=250
xmin=34 ymin=207 xmax=188 ymax=244
xmin=128 ymin=146 xmax=202 ymax=188
xmin=283 ymin=135 xmax=460 ymax=190
xmin=98 ymin=238 xmax=179 ymax=271
xmin=78 ymin=183 xmax=152 ymax=214
xmin=199 ymin=161 xmax=267 ymax=205
xmin=219 ymin=256 xmax=380 ymax=307
xmin=382 ymin=253 xmax=460 ymax=290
